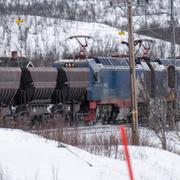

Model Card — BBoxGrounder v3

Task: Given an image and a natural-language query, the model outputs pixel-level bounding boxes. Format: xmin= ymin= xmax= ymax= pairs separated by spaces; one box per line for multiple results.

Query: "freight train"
xmin=0 ymin=49 xmax=179 ymax=127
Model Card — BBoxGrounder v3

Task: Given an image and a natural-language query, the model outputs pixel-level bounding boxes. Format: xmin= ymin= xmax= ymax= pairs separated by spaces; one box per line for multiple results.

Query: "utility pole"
xmin=170 ymin=0 xmax=176 ymax=64
xmin=127 ymin=1 xmax=139 ymax=145
xmin=109 ymin=0 xmax=146 ymax=145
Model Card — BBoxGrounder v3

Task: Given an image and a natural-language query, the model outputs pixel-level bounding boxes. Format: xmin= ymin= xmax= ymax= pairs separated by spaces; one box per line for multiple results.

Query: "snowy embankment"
xmin=0 ymin=128 xmax=180 ymax=180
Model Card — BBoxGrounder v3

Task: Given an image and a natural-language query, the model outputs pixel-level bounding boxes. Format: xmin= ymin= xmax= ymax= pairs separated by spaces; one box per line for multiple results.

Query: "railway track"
xmin=30 ymin=123 xmax=131 ymax=136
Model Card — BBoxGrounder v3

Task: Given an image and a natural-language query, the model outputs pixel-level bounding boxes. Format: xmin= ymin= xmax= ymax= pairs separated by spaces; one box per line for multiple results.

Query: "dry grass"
xmin=33 ymin=124 xmax=180 ymax=158
xmin=33 ymin=124 xmax=130 ymax=159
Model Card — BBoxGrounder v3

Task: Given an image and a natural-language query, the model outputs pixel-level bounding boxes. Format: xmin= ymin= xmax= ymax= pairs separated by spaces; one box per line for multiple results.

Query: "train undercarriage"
xmin=0 ymin=99 xmax=180 ymax=131
xmin=0 ymin=100 xmax=150 ymax=129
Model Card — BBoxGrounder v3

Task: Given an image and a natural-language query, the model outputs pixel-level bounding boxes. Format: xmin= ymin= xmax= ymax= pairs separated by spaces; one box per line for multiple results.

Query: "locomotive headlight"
xmin=64 ymin=62 xmax=75 ymax=68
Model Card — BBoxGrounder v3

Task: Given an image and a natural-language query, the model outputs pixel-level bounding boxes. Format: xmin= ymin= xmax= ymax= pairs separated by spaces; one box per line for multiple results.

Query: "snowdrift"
xmin=0 ymin=128 xmax=179 ymax=180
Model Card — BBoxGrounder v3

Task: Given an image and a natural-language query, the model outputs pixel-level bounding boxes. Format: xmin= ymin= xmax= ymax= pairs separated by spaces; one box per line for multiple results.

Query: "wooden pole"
xmin=127 ymin=2 xmax=139 ymax=145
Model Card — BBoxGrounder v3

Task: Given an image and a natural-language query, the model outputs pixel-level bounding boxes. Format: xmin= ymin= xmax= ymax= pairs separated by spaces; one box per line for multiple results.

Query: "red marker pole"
xmin=120 ymin=126 xmax=134 ymax=180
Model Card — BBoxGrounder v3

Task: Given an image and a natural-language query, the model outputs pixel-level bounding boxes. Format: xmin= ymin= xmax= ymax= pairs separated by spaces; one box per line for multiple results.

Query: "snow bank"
xmin=0 ymin=128 xmax=179 ymax=180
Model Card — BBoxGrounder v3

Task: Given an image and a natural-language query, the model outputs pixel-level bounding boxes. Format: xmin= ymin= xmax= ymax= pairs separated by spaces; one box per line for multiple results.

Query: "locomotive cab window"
xmin=93 ymin=72 xmax=100 ymax=83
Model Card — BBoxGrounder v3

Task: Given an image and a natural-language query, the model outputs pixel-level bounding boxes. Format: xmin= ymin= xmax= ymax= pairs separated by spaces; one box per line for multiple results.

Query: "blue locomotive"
xmin=52 ymin=56 xmax=178 ymax=125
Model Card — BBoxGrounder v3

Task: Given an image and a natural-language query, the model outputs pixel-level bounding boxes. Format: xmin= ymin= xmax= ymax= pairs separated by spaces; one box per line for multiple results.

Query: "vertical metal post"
xmin=171 ymin=0 xmax=176 ymax=64
xmin=71 ymin=100 xmax=75 ymax=126
xmin=127 ymin=1 xmax=139 ymax=145
xmin=145 ymin=2 xmax=148 ymax=27
xmin=170 ymin=0 xmax=177 ymax=131
xmin=0 ymin=106 xmax=2 ymax=126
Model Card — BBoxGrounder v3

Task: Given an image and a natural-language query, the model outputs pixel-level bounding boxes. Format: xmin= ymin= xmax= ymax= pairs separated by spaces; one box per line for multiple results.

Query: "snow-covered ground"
xmin=0 ymin=128 xmax=180 ymax=180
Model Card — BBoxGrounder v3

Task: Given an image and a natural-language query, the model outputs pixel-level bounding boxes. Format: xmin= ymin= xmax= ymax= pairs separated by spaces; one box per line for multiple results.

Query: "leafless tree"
xmin=89 ymin=38 xmax=120 ymax=57
xmin=17 ymin=22 xmax=30 ymax=56
xmin=137 ymin=66 xmax=179 ymax=150
xmin=148 ymin=98 xmax=168 ymax=150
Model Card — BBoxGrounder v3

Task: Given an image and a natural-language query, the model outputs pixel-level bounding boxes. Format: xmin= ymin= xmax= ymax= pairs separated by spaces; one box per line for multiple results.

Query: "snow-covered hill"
xmin=0 ymin=0 xmax=179 ymax=60
xmin=0 ymin=0 xmax=179 ymax=63
xmin=0 ymin=14 xmax=177 ymax=61
xmin=0 ymin=128 xmax=180 ymax=180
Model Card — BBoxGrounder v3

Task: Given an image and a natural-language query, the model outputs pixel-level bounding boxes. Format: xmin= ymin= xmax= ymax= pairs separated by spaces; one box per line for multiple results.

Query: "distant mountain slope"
xmin=0 ymin=0 xmax=180 ymax=29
